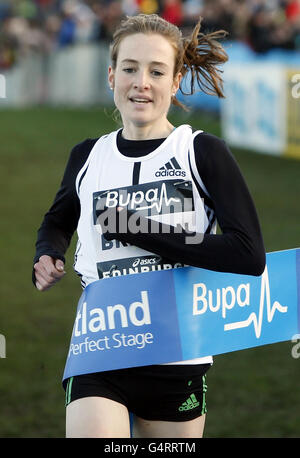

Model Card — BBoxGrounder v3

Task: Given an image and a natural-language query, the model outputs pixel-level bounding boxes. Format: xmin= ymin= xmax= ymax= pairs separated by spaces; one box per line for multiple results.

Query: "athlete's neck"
xmin=121 ymin=120 xmax=175 ymax=141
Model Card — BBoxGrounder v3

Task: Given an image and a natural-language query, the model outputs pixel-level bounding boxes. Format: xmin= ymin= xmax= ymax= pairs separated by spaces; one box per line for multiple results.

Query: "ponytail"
xmin=172 ymin=19 xmax=228 ymax=111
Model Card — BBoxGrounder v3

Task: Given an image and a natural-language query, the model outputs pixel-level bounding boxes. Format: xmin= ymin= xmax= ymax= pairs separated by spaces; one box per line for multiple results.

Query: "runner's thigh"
xmin=66 ymin=396 xmax=130 ymax=438
xmin=133 ymin=413 xmax=206 ymax=438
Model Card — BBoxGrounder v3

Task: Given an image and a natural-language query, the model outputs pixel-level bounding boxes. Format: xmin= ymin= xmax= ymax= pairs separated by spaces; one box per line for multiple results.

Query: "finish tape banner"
xmin=63 ymin=248 xmax=300 ymax=381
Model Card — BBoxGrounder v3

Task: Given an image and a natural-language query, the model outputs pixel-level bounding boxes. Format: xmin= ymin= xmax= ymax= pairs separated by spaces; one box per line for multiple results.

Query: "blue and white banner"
xmin=221 ymin=63 xmax=287 ymax=156
xmin=63 ymin=248 xmax=300 ymax=381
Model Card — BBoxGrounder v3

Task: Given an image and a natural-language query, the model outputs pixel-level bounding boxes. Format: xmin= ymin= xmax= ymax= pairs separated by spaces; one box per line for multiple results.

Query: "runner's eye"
xmin=151 ymin=70 xmax=164 ymax=77
xmin=123 ymin=68 xmax=136 ymax=73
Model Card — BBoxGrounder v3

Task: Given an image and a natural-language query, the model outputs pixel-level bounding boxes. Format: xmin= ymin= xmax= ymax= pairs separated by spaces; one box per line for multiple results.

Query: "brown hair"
xmin=110 ymin=14 xmax=228 ymax=111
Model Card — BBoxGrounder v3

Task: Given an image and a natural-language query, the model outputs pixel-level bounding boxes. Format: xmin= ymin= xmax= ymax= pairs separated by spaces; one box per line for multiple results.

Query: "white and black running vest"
xmin=74 ymin=124 xmax=215 ymax=365
xmin=74 ymin=124 xmax=216 ymax=287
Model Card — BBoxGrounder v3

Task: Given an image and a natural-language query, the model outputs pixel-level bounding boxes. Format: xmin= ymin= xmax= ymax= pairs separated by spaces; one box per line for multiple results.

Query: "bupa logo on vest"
xmin=93 ymin=180 xmax=193 ymax=217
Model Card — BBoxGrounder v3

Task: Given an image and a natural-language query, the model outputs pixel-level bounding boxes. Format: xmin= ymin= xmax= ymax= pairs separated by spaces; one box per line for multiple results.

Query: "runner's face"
xmin=108 ymin=33 xmax=181 ymax=137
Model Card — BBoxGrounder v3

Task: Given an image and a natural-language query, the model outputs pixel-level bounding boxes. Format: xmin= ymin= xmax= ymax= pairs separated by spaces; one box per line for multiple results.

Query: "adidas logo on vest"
xmin=178 ymin=393 xmax=200 ymax=411
xmin=155 ymin=157 xmax=186 ymax=178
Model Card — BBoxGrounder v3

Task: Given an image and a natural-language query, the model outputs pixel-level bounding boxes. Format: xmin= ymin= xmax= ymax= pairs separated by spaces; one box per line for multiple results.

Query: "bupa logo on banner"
xmin=63 ymin=248 xmax=300 ymax=381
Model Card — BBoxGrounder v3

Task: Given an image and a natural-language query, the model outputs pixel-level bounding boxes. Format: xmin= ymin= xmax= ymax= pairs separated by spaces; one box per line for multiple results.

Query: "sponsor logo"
xmin=178 ymin=394 xmax=200 ymax=411
xmin=132 ymin=257 xmax=158 ymax=267
xmin=93 ymin=180 xmax=197 ymax=238
xmin=155 ymin=157 xmax=186 ymax=178
xmin=193 ymin=266 xmax=288 ymax=339
xmin=97 ymin=255 xmax=184 ymax=279
xmin=93 ymin=179 xmax=202 ymax=246
xmin=94 ymin=181 xmax=183 ymax=214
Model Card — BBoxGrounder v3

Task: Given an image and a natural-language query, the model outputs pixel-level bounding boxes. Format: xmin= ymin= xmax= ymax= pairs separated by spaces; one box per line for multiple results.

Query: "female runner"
xmin=33 ymin=14 xmax=265 ymax=438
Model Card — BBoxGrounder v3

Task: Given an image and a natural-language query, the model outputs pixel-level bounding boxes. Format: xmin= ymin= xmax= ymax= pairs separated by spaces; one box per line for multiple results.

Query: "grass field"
xmin=0 ymin=107 xmax=299 ymax=438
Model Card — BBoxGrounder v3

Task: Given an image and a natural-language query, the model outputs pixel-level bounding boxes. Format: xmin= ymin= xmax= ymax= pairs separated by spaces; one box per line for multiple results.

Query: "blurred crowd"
xmin=1 ymin=0 xmax=300 ymax=70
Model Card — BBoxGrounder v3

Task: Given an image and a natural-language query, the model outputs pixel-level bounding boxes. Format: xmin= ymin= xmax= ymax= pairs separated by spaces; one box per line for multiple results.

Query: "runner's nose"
xmin=133 ymin=70 xmax=150 ymax=90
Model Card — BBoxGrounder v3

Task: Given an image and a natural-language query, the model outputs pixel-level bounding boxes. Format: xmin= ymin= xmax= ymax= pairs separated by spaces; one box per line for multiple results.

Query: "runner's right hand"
xmin=34 ymin=255 xmax=66 ymax=291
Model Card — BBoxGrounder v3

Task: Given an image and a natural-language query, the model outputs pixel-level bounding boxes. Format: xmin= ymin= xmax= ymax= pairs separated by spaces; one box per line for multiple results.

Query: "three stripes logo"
xmin=155 ymin=157 xmax=186 ymax=178
xmin=178 ymin=393 xmax=200 ymax=411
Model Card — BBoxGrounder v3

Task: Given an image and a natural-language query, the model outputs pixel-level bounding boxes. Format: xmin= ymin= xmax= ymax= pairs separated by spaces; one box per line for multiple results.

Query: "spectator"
xmin=44 ymin=14 xmax=62 ymax=50
xmin=137 ymin=0 xmax=160 ymax=15
xmin=121 ymin=0 xmax=140 ymax=15
xmin=247 ymin=6 xmax=275 ymax=52
xmin=57 ymin=1 xmax=77 ymax=47
xmin=285 ymin=0 xmax=300 ymax=22
xmin=93 ymin=1 xmax=123 ymax=42
xmin=1 ymin=0 xmax=300 ymax=69
xmin=0 ymin=1 xmax=12 ymax=21
xmin=0 ymin=22 xmax=17 ymax=70
xmin=14 ymin=0 xmax=39 ymax=20
xmin=161 ymin=0 xmax=183 ymax=25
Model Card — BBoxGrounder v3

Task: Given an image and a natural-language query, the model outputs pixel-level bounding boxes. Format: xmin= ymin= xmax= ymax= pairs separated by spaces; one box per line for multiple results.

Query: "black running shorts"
xmin=63 ymin=363 xmax=211 ymax=422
